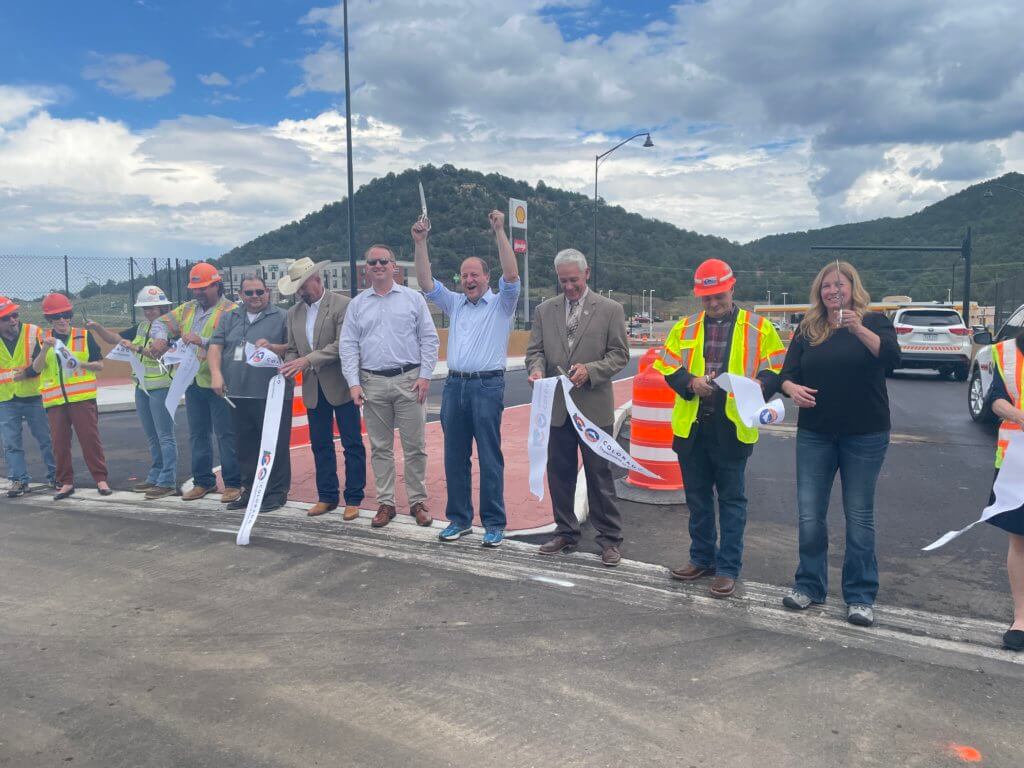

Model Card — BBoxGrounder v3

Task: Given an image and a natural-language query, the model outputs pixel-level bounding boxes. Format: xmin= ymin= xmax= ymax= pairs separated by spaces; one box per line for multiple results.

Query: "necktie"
xmin=567 ymin=299 xmax=581 ymax=346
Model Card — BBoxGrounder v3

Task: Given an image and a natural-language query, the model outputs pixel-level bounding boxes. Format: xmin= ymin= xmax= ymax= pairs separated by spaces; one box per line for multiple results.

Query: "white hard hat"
xmin=134 ymin=285 xmax=171 ymax=308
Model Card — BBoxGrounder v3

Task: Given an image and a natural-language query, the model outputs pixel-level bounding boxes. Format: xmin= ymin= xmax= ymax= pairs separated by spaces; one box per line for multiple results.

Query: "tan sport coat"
xmin=286 ymin=290 xmax=351 ymax=409
xmin=525 ymin=290 xmax=629 ymax=427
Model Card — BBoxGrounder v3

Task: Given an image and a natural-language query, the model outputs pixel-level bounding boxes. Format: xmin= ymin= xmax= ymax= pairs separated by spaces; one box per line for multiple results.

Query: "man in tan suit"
xmin=526 ymin=248 xmax=630 ymax=566
xmin=278 ymin=258 xmax=366 ymax=520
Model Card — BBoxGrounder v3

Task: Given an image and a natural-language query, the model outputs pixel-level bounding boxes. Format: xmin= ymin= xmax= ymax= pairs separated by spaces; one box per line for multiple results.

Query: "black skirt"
xmin=987 ymin=469 xmax=1024 ymax=535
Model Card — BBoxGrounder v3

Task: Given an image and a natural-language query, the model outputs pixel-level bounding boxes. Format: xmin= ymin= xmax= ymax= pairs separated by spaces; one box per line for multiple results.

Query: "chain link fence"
xmin=982 ymin=270 xmax=1024 ymax=331
xmin=0 ymin=255 xmax=206 ymax=330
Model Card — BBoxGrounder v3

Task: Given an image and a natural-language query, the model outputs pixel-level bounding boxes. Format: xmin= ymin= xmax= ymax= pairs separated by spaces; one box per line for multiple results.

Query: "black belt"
xmin=448 ymin=369 xmax=504 ymax=380
xmin=362 ymin=363 xmax=419 ymax=377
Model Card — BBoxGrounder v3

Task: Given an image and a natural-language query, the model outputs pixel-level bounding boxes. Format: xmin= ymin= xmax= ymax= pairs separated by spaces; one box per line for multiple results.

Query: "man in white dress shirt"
xmin=339 ymin=244 xmax=440 ymax=528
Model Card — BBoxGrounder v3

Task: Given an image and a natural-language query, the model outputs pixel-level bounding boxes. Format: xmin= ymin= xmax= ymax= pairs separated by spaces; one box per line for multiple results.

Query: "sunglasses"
xmin=0 ymin=313 xmax=19 ymax=322
xmin=46 ymin=312 xmax=73 ymax=321
xmin=366 ymin=259 xmax=391 ymax=266
xmin=243 ymin=289 xmax=266 ymax=297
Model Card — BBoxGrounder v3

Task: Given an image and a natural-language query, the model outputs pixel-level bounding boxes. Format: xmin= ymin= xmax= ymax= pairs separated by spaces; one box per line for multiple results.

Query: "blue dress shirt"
xmin=425 ymin=276 xmax=520 ymax=373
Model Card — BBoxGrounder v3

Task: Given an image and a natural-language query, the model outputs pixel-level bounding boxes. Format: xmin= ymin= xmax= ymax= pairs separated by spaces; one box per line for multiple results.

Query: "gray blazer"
xmin=525 ymin=290 xmax=629 ymax=427
xmin=286 ymin=290 xmax=352 ymax=409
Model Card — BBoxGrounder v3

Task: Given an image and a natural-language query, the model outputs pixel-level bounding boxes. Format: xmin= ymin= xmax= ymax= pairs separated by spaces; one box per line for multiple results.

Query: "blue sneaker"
xmin=481 ymin=529 xmax=504 ymax=548
xmin=438 ymin=522 xmax=472 ymax=542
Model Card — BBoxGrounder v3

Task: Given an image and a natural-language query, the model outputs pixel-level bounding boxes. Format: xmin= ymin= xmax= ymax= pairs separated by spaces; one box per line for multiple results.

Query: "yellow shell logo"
xmin=514 ymin=205 xmax=526 ymax=225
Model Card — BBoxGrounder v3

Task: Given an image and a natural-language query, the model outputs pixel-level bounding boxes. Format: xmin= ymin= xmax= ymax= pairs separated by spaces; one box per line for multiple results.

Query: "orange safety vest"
xmin=0 ymin=323 xmax=44 ymax=402
xmin=992 ymin=340 xmax=1023 ymax=468
xmin=39 ymin=328 xmax=98 ymax=408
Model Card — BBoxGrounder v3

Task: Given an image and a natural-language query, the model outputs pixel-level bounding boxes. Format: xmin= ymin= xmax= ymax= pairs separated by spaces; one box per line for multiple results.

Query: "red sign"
xmin=513 ymin=238 xmax=528 ymax=254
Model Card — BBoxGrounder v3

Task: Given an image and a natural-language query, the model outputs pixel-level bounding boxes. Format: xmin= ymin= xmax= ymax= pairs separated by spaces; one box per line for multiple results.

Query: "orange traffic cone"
xmin=626 ymin=350 xmax=683 ymax=491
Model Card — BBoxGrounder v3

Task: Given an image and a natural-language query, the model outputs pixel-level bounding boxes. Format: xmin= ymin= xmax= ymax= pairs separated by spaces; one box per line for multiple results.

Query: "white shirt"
xmin=339 ymin=282 xmax=440 ymax=387
xmin=246 ymin=312 xmax=260 ymax=323
xmin=305 ymin=294 xmax=323 ymax=348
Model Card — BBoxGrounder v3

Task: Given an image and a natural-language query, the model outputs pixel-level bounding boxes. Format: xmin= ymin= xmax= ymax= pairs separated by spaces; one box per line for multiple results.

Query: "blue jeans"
xmin=0 ymin=398 xmax=55 ymax=484
xmin=308 ymin=386 xmax=366 ymax=506
xmin=794 ymin=429 xmax=889 ymax=606
xmin=135 ymin=386 xmax=177 ymax=488
xmin=185 ymin=383 xmax=240 ymax=490
xmin=677 ymin=434 xmax=749 ymax=579
xmin=440 ymin=373 xmax=506 ymax=530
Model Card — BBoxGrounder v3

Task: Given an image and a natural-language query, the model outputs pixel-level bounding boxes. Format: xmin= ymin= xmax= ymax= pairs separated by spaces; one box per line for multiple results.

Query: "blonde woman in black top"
xmin=779 ymin=261 xmax=901 ymax=627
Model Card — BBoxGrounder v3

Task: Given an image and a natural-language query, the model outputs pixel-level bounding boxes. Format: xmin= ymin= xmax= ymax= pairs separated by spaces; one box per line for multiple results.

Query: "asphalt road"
xmin=3 ymin=362 xmax=1024 ymax=767
xmin=10 ymin=360 xmax=1014 ymax=623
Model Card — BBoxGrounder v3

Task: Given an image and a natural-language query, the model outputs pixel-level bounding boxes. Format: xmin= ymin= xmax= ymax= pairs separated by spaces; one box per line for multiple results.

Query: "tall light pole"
xmin=343 ymin=0 xmax=357 ymax=297
xmin=649 ymin=289 xmax=655 ymax=336
xmin=641 ymin=289 xmax=647 ymax=321
xmin=781 ymin=292 xmax=788 ymax=305
xmin=593 ymin=132 xmax=653 ymax=290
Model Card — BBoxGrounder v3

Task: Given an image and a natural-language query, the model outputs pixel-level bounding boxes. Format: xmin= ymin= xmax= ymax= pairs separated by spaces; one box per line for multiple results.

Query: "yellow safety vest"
xmin=0 ymin=323 xmax=45 ymax=402
xmin=132 ymin=320 xmax=172 ymax=390
xmin=39 ymin=328 xmax=98 ymax=409
xmin=992 ymin=341 xmax=1022 ymax=468
xmin=159 ymin=297 xmax=234 ymax=388
xmin=653 ymin=308 xmax=786 ymax=444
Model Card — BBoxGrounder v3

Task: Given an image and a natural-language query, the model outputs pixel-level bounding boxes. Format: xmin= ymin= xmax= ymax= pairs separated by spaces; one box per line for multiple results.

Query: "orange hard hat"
xmin=41 ymin=293 xmax=73 ymax=315
xmin=693 ymin=259 xmax=736 ymax=296
xmin=0 ymin=296 xmax=20 ymax=318
xmin=188 ymin=262 xmax=222 ymax=289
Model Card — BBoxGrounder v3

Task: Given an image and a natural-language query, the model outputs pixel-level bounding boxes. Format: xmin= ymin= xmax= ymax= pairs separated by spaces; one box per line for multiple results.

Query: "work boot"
xmin=182 ymin=485 xmax=215 ymax=501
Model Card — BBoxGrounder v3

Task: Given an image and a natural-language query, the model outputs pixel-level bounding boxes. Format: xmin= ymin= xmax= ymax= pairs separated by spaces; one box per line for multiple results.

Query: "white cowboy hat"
xmin=278 ymin=257 xmax=330 ymax=296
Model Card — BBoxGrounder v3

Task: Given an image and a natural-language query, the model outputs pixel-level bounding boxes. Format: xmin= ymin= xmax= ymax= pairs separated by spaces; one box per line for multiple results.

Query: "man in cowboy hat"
xmin=279 ymin=258 xmax=366 ymax=519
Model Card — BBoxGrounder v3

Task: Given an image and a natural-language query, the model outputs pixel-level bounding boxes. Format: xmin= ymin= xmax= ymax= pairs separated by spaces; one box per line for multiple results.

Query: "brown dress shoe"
xmin=670 ymin=563 xmax=714 ymax=581
xmin=538 ymin=535 xmax=577 ymax=555
xmin=371 ymin=504 xmax=396 ymax=528
xmin=308 ymin=501 xmax=338 ymax=517
xmin=342 ymin=505 xmax=360 ymax=521
xmin=220 ymin=487 xmax=243 ymax=503
xmin=709 ymin=576 xmax=737 ymax=598
xmin=181 ymin=485 xmax=215 ymax=501
xmin=601 ymin=546 xmax=622 ymax=567
xmin=410 ymin=501 xmax=432 ymax=527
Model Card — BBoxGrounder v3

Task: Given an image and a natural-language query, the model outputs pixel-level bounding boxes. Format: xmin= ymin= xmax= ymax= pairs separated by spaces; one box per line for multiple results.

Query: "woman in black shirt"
xmin=779 ymin=261 xmax=900 ymax=627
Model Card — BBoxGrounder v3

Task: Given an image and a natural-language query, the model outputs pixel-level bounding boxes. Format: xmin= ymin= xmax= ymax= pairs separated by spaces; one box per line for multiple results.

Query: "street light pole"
xmin=649 ymin=289 xmax=655 ymax=336
xmin=593 ymin=132 xmax=653 ymax=291
xmin=343 ymin=0 xmax=357 ymax=297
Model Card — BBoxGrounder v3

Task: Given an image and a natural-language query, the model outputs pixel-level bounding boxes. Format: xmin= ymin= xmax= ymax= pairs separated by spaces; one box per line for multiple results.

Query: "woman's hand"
xmin=782 ymin=380 xmax=818 ymax=408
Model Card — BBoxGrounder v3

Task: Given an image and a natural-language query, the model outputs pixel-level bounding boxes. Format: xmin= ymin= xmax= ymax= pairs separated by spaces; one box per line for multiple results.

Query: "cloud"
xmin=198 ymin=72 xmax=231 ymax=87
xmin=918 ymin=143 xmax=1005 ymax=182
xmin=82 ymin=53 xmax=175 ymax=99
xmin=0 ymin=85 xmax=58 ymax=125
xmin=208 ymin=24 xmax=265 ymax=48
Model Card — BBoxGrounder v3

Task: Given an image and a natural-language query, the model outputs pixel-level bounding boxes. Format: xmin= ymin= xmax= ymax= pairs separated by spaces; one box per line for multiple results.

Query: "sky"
xmin=1 ymin=0 xmax=1023 ymax=264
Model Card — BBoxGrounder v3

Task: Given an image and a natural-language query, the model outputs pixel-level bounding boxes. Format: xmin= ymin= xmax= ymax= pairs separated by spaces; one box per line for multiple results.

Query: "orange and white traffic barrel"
xmin=626 ymin=353 xmax=683 ymax=490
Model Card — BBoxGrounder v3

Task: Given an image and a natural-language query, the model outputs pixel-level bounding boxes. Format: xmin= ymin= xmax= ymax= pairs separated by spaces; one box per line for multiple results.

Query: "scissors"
xmin=835 ymin=257 xmax=843 ymax=326
xmin=417 ymin=181 xmax=431 ymax=232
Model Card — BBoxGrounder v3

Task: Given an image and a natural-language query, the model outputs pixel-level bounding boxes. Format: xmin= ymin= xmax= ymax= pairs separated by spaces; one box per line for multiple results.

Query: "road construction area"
xmin=1 ymin=367 xmax=1021 ymax=767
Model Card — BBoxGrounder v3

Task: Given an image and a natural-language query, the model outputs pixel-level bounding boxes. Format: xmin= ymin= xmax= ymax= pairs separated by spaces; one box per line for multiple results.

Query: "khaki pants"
xmin=360 ymin=367 xmax=427 ymax=507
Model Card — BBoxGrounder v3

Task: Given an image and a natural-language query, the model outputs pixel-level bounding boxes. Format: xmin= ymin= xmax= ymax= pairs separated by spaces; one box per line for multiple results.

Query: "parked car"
xmin=967 ymin=303 xmax=1024 ymax=422
xmin=892 ymin=306 xmax=972 ymax=380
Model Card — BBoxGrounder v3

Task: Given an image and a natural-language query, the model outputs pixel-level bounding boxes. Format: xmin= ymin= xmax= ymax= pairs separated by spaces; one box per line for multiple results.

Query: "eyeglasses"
xmin=243 ymin=289 xmax=266 ymax=297
xmin=0 ymin=313 xmax=18 ymax=322
xmin=46 ymin=312 xmax=73 ymax=321
xmin=366 ymin=259 xmax=391 ymax=267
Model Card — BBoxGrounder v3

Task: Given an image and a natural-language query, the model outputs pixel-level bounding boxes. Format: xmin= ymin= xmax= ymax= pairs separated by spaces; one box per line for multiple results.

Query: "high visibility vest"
xmin=39 ymin=328 xmax=98 ymax=409
xmin=159 ymin=297 xmax=234 ymax=388
xmin=0 ymin=323 xmax=45 ymax=402
xmin=653 ymin=309 xmax=786 ymax=444
xmin=131 ymin=320 xmax=172 ymax=390
xmin=992 ymin=341 xmax=1023 ymax=468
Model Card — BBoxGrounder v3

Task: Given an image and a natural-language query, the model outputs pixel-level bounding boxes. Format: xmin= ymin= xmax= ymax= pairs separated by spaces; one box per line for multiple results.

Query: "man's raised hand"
xmin=489 ymin=209 xmax=505 ymax=233
xmin=411 ymin=219 xmax=430 ymax=243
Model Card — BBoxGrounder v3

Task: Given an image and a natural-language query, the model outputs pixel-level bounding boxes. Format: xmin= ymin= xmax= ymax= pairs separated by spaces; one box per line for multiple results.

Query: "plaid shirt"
xmin=698 ymin=306 xmax=737 ymax=417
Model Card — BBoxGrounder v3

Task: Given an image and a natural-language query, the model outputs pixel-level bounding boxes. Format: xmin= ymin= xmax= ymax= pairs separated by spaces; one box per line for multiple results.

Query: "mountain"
xmin=219 ymin=164 xmax=752 ymax=301
xmin=742 ymin=172 xmax=1024 ymax=305
xmin=220 ymin=166 xmax=1024 ymax=305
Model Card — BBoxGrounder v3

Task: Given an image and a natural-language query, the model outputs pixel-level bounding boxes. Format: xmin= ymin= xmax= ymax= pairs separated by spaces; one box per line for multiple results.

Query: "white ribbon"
xmin=714 ymin=373 xmax=786 ymax=427
xmin=527 ymin=376 xmax=558 ymax=500
xmin=236 ymin=373 xmax=287 ymax=546
xmin=244 ymin=342 xmax=283 ymax=369
xmin=924 ymin=429 xmax=1024 ymax=551
xmin=106 ymin=341 xmax=151 ymax=396
xmin=528 ymin=375 xmax=658 ymax=501
xmin=161 ymin=341 xmax=200 ymax=421
xmin=52 ymin=339 xmax=80 ymax=372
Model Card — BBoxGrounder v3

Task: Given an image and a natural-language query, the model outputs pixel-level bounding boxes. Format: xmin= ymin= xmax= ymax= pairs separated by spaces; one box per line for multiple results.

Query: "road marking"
xmin=18 ymin=493 xmax=1022 ymax=674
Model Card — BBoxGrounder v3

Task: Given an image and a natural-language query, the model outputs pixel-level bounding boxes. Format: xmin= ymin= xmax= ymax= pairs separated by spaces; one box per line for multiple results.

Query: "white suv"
xmin=892 ymin=307 xmax=972 ymax=380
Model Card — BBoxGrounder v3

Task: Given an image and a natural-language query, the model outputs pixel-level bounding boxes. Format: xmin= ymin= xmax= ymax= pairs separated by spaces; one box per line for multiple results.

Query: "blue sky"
xmin=0 ymin=0 xmax=1022 ymax=266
